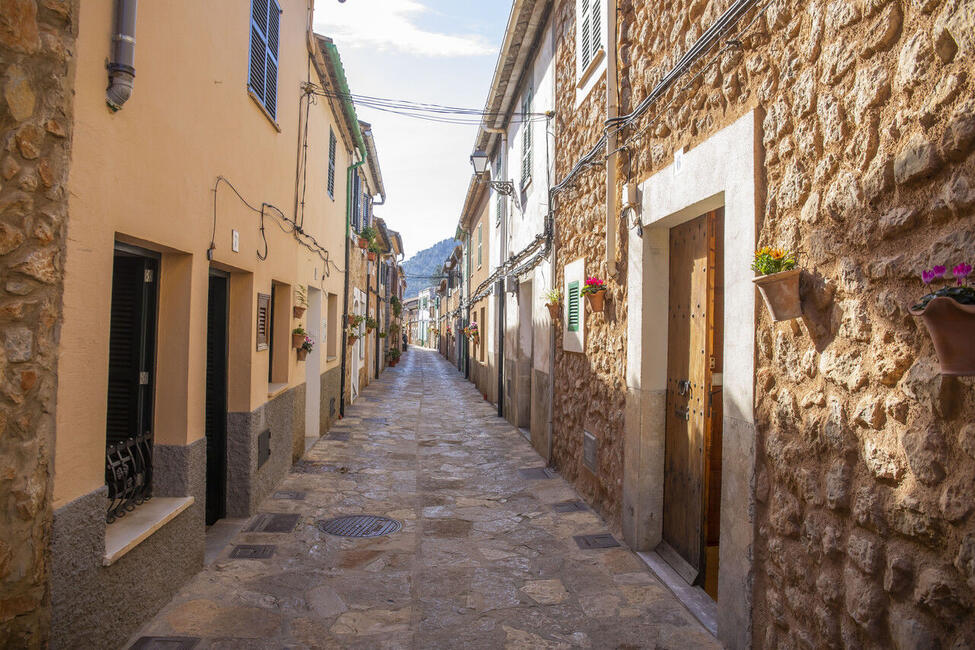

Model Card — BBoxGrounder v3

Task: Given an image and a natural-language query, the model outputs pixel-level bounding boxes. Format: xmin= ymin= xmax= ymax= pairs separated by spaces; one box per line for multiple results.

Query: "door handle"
xmin=675 ymin=407 xmax=689 ymax=420
xmin=677 ymin=379 xmax=691 ymax=396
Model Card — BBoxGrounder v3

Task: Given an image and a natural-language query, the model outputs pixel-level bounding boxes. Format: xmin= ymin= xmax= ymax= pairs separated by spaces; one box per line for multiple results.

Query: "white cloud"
xmin=313 ymin=0 xmax=494 ymax=57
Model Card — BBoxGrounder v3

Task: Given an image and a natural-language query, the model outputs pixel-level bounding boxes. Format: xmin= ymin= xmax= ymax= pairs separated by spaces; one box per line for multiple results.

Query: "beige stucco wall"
xmin=55 ymin=0 xmax=350 ymax=507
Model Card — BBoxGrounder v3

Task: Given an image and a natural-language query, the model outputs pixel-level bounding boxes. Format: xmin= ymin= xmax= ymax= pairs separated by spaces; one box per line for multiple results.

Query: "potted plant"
xmin=391 ymin=296 xmax=402 ymax=318
xmin=752 ymin=247 xmax=801 ymax=321
xmin=543 ymin=288 xmax=561 ymax=320
xmin=365 ymin=316 xmax=378 ymax=333
xmin=467 ymin=321 xmax=479 ymax=345
xmin=297 ymin=336 xmax=313 ymax=361
xmin=378 ymin=330 xmax=387 ymax=339
xmin=581 ymin=276 xmax=607 ymax=312
xmin=358 ymin=225 xmax=378 ymax=250
xmin=367 ymin=241 xmax=381 ymax=262
xmin=387 ymin=347 xmax=401 ymax=366
xmin=294 ymin=285 xmax=307 ymax=319
xmin=346 ymin=324 xmax=359 ymax=345
xmin=292 ymin=326 xmax=307 ymax=348
xmin=910 ymin=263 xmax=975 ymax=376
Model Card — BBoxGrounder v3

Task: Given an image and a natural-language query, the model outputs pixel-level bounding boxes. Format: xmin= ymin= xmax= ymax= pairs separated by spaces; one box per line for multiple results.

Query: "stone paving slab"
xmin=128 ymin=348 xmax=719 ymax=649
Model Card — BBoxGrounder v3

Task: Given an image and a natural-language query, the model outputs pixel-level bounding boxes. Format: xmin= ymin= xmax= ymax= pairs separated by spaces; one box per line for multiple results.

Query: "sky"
xmin=312 ymin=1 xmax=510 ymax=259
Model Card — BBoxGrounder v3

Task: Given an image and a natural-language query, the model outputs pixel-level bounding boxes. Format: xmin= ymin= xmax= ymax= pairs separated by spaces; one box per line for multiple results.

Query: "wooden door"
xmin=205 ymin=272 xmax=229 ymax=525
xmin=660 ymin=212 xmax=720 ymax=584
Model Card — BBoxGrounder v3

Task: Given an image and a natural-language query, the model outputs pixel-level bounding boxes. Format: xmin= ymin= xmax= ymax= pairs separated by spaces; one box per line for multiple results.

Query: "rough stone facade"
xmin=0 ymin=0 xmax=75 ymax=645
xmin=551 ymin=0 xmax=627 ymax=532
xmin=552 ymin=0 xmax=975 ymax=646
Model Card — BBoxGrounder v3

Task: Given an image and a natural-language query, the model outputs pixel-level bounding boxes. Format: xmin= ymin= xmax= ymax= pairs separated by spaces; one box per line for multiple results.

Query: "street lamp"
xmin=470 ymin=149 xmax=514 ymax=196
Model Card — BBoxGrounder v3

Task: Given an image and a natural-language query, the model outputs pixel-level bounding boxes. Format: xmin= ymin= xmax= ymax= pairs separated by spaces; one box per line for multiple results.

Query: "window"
xmin=578 ymin=0 xmax=602 ymax=74
xmin=327 ymin=128 xmax=336 ymax=199
xmin=248 ymin=0 xmax=281 ymax=119
xmin=521 ymin=88 xmax=533 ymax=187
xmin=479 ymin=307 xmax=485 ymax=362
xmin=352 ymin=173 xmax=361 ymax=231
xmin=495 ymin=152 xmax=504 ymax=226
xmin=477 ymin=223 xmax=483 ymax=268
xmin=567 ymin=281 xmax=580 ymax=332
xmin=256 ymin=292 xmax=271 ymax=350
xmin=326 ymin=293 xmax=338 ymax=358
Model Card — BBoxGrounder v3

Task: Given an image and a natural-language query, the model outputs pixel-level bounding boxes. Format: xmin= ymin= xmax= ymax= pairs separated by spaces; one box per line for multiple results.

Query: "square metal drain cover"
xmin=553 ymin=500 xmax=588 ymax=513
xmin=518 ymin=467 xmax=555 ymax=480
xmin=229 ymin=544 xmax=276 ymax=559
xmin=272 ymin=490 xmax=306 ymax=501
xmin=245 ymin=513 xmax=301 ymax=533
xmin=327 ymin=431 xmax=350 ymax=441
xmin=129 ymin=638 xmax=200 ymax=650
xmin=362 ymin=417 xmax=388 ymax=424
xmin=574 ymin=534 xmax=620 ymax=549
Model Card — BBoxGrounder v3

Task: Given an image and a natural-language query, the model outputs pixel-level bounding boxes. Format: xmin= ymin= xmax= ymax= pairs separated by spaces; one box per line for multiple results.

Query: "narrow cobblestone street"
xmin=129 ymin=348 xmax=717 ymax=649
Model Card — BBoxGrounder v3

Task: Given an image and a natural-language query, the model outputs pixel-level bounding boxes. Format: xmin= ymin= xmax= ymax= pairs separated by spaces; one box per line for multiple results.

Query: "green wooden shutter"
xmin=568 ymin=281 xmax=580 ymax=332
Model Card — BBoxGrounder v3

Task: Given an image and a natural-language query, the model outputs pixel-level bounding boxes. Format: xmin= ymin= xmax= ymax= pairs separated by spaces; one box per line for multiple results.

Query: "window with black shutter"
xmin=327 ymin=128 xmax=336 ymax=198
xmin=256 ymin=292 xmax=271 ymax=350
xmin=248 ymin=0 xmax=281 ymax=119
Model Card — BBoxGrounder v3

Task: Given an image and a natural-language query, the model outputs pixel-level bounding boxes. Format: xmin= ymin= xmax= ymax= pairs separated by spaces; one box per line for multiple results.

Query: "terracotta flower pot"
xmin=357 ymin=237 xmax=368 ymax=249
xmin=292 ymin=333 xmax=305 ymax=348
xmin=296 ymin=348 xmax=308 ymax=361
xmin=348 ymin=335 xmax=358 ymax=345
xmin=293 ymin=306 xmax=306 ymax=319
xmin=546 ymin=303 xmax=561 ymax=320
xmin=911 ymin=296 xmax=975 ymax=376
xmin=471 ymin=333 xmax=479 ymax=346
xmin=585 ymin=289 xmax=606 ymax=313
xmin=347 ymin=315 xmax=356 ymax=326
xmin=367 ymin=251 xmax=377 ymax=261
xmin=753 ymin=268 xmax=802 ymax=321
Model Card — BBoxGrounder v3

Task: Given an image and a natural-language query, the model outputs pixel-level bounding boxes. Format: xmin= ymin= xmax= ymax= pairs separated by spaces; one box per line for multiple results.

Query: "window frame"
xmin=520 ymin=88 xmax=533 ymax=189
xmin=477 ymin=223 xmax=483 ymax=269
xmin=327 ymin=128 xmax=336 ymax=199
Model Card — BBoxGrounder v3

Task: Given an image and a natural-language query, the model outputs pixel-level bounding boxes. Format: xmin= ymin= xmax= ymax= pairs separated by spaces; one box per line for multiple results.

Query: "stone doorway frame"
xmin=622 ymin=110 xmax=760 ymax=649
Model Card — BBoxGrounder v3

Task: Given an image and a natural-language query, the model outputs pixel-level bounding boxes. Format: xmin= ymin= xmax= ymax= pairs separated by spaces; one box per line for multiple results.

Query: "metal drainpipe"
xmin=339 ymin=159 xmax=365 ymax=417
xmin=606 ymin=0 xmax=620 ymax=276
xmin=106 ymin=0 xmax=138 ymax=111
xmin=485 ymin=127 xmax=507 ymax=418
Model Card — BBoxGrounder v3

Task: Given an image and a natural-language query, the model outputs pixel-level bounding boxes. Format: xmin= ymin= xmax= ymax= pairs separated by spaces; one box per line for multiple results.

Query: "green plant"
xmin=349 ymin=314 xmax=364 ymax=328
xmin=913 ymin=263 xmax=975 ymax=311
xmin=378 ymin=331 xmax=387 ymax=338
xmin=359 ymin=225 xmax=378 ymax=242
xmin=580 ymin=276 xmax=605 ymax=296
xmin=543 ymin=288 xmax=561 ymax=304
xmin=751 ymin=247 xmax=798 ymax=276
xmin=292 ymin=326 xmax=307 ymax=336
xmin=386 ymin=347 xmax=401 ymax=360
xmin=391 ymin=295 xmax=402 ymax=317
xmin=294 ymin=285 xmax=307 ymax=307
xmin=368 ymin=241 xmax=382 ymax=255
xmin=300 ymin=336 xmax=314 ymax=352
xmin=365 ymin=316 xmax=378 ymax=331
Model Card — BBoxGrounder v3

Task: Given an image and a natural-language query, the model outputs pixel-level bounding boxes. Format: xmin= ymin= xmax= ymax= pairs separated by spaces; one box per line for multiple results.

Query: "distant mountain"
xmin=402 ymin=238 xmax=458 ymax=299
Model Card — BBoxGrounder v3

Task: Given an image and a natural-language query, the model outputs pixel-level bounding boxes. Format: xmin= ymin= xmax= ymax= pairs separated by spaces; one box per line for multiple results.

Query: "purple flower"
xmin=932 ymin=265 xmax=946 ymax=279
xmin=922 ymin=269 xmax=935 ymax=285
xmin=953 ymin=262 xmax=972 ymax=285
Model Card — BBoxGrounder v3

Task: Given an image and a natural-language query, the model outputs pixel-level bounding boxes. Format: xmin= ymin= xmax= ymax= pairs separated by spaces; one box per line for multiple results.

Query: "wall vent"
xmin=583 ymin=430 xmax=597 ymax=473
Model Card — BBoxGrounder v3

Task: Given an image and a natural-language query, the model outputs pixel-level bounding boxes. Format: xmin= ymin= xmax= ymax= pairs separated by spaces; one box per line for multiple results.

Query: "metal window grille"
xmin=477 ymin=224 xmax=482 ymax=267
xmin=327 ymin=129 xmax=336 ymax=198
xmin=248 ymin=0 xmax=281 ymax=118
xmin=256 ymin=293 xmax=271 ymax=350
xmin=521 ymin=89 xmax=532 ymax=187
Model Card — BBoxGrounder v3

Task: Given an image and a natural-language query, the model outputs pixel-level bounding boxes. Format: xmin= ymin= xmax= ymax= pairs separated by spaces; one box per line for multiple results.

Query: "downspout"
xmin=106 ymin=0 xmax=138 ymax=111
xmin=375 ymin=253 xmax=381 ymax=377
xmin=605 ymin=0 xmax=620 ymax=276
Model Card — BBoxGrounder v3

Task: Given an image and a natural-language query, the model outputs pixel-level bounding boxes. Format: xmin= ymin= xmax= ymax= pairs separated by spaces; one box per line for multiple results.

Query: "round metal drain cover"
xmin=317 ymin=515 xmax=402 ymax=538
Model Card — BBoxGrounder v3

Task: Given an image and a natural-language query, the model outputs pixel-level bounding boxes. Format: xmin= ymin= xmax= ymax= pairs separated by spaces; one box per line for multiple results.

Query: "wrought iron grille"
xmin=106 ymin=432 xmax=153 ymax=523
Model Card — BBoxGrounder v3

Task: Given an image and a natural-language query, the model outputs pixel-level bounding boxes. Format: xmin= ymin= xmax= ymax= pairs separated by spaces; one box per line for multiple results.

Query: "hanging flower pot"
xmin=581 ymin=277 xmax=606 ymax=313
xmin=291 ymin=329 xmax=307 ymax=348
xmin=357 ymin=237 xmax=368 ymax=249
xmin=751 ymin=247 xmax=801 ymax=322
xmin=293 ymin=305 xmax=306 ymax=319
xmin=367 ymin=251 xmax=377 ymax=262
xmin=910 ymin=263 xmax=975 ymax=376
xmin=753 ymin=269 xmax=802 ymax=321
xmin=546 ymin=303 xmax=561 ymax=320
xmin=297 ymin=348 xmax=308 ymax=361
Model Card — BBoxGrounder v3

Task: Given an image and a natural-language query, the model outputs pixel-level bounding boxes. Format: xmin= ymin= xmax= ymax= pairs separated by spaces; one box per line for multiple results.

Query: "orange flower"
xmin=770 ymin=248 xmax=787 ymax=260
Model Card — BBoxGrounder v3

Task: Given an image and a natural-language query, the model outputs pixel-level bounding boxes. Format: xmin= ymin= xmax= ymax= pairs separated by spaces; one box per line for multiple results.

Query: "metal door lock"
xmin=677 ymin=379 xmax=691 ymax=396
xmin=675 ymin=407 xmax=690 ymax=420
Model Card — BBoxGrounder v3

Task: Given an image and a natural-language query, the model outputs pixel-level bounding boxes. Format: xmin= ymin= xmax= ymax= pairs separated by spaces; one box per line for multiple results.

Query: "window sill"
xmin=247 ymin=87 xmax=282 ymax=133
xmin=268 ymin=382 xmax=288 ymax=398
xmin=576 ymin=48 xmax=606 ymax=89
xmin=103 ymin=496 xmax=194 ymax=566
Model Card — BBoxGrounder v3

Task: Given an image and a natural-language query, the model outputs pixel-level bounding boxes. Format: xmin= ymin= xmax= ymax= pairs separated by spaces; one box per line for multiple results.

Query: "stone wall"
xmin=553 ymin=0 xmax=975 ymax=645
xmin=0 ymin=0 xmax=75 ymax=645
xmin=551 ymin=0 xmax=628 ymax=532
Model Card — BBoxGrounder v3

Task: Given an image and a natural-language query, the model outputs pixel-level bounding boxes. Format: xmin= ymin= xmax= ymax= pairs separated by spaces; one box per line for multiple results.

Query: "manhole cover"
xmin=245 ymin=513 xmax=301 ymax=533
xmin=229 ymin=544 xmax=276 ymax=559
xmin=327 ymin=431 xmax=350 ymax=441
xmin=317 ymin=515 xmax=402 ymax=538
xmin=273 ymin=490 xmax=306 ymax=500
xmin=129 ymin=637 xmax=200 ymax=650
xmin=553 ymin=500 xmax=587 ymax=513
xmin=573 ymin=534 xmax=620 ymax=550
xmin=518 ymin=467 xmax=556 ymax=480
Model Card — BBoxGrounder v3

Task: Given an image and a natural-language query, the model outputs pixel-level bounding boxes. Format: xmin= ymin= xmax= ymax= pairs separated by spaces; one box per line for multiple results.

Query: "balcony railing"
xmin=105 ymin=432 xmax=153 ymax=523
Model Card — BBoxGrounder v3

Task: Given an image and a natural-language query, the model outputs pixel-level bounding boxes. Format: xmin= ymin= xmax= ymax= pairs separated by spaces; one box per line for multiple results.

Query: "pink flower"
xmin=953 ymin=262 xmax=972 ymax=285
xmin=932 ymin=265 xmax=946 ymax=279
xmin=922 ymin=269 xmax=935 ymax=285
